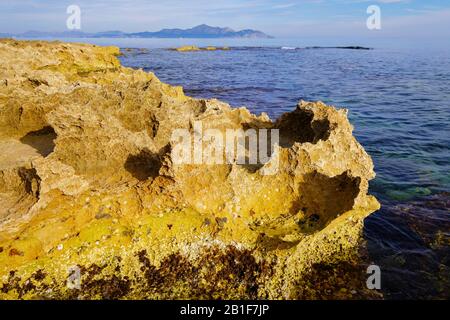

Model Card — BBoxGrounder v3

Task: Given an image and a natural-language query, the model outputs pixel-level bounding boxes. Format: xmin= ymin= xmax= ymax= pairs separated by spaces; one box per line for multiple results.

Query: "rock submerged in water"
xmin=0 ymin=39 xmax=380 ymax=299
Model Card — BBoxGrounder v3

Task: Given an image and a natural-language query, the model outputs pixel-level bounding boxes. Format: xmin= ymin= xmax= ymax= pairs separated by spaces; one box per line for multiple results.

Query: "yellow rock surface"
xmin=0 ymin=39 xmax=380 ymax=299
xmin=174 ymin=45 xmax=230 ymax=52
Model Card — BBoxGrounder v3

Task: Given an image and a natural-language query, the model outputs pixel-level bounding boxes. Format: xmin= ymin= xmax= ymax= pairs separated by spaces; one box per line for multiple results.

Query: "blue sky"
xmin=1 ymin=0 xmax=450 ymax=40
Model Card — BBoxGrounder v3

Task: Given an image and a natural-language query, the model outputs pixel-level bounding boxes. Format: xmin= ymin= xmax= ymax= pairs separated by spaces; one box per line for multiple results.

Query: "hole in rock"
xmin=229 ymin=120 xmax=278 ymax=174
xmin=295 ymin=171 xmax=360 ymax=233
xmin=276 ymin=109 xmax=331 ymax=148
xmin=124 ymin=147 xmax=166 ymax=181
xmin=20 ymin=126 xmax=57 ymax=157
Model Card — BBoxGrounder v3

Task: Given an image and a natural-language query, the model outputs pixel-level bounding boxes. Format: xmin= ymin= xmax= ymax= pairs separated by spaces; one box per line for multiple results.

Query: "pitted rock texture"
xmin=0 ymin=39 xmax=381 ymax=299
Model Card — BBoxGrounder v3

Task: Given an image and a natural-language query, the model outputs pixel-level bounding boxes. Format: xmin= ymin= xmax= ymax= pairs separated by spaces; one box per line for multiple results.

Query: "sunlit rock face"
xmin=0 ymin=39 xmax=380 ymax=299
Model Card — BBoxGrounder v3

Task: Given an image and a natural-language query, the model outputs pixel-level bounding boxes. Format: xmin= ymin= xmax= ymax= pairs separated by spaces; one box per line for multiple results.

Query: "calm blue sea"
xmin=24 ymin=37 xmax=450 ymax=298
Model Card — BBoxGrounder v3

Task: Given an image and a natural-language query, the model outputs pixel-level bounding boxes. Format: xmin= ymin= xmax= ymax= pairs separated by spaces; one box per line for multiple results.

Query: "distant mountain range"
xmin=3 ymin=24 xmax=273 ymax=39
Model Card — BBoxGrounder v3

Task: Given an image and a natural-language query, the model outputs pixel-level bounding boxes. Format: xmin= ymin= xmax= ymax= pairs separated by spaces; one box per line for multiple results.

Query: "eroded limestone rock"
xmin=0 ymin=39 xmax=380 ymax=299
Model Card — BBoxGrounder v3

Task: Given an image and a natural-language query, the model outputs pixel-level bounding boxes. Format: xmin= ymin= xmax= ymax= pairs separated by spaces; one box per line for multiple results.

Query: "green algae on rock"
xmin=0 ymin=39 xmax=380 ymax=299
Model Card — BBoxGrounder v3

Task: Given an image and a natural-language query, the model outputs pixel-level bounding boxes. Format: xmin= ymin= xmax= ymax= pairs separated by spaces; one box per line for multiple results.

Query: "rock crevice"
xmin=0 ymin=39 xmax=380 ymax=299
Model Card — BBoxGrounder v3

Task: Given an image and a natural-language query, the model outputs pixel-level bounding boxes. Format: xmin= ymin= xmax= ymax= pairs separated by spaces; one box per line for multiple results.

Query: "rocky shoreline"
xmin=0 ymin=39 xmax=380 ymax=299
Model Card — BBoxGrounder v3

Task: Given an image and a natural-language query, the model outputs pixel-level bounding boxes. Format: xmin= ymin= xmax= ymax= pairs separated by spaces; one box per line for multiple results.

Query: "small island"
xmin=172 ymin=45 xmax=230 ymax=52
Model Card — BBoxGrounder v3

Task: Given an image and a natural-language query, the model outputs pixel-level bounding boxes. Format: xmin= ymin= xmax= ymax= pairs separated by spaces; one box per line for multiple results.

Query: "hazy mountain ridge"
xmin=6 ymin=24 xmax=272 ymax=39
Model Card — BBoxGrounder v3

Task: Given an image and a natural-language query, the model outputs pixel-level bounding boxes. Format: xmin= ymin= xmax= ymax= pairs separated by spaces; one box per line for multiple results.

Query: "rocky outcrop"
xmin=173 ymin=45 xmax=230 ymax=52
xmin=0 ymin=39 xmax=380 ymax=299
